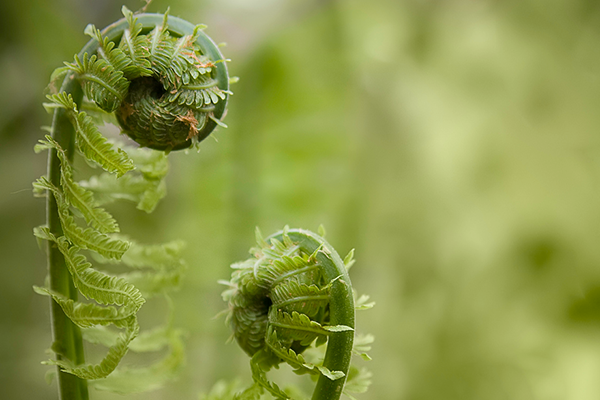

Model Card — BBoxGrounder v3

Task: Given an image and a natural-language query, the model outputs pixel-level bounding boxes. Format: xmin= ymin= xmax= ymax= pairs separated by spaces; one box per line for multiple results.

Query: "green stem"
xmin=47 ymin=76 xmax=87 ymax=400
xmin=269 ymin=229 xmax=355 ymax=400
xmin=45 ymin=12 xmax=228 ymax=400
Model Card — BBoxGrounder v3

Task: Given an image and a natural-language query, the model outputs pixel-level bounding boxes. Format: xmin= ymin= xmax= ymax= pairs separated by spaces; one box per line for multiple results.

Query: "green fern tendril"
xmin=35 ymin=7 xmax=230 ymax=400
xmin=221 ymin=227 xmax=374 ymax=400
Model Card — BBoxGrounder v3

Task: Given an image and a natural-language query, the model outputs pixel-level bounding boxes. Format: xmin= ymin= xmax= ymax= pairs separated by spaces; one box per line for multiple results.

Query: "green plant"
xmin=34 ymin=6 xmax=371 ymax=400
xmin=34 ymin=7 xmax=229 ymax=399
xmin=220 ymin=226 xmax=374 ymax=400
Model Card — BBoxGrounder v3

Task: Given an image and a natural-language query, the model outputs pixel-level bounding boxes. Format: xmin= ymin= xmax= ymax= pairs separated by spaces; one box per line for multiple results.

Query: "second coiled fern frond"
xmin=221 ymin=227 xmax=374 ymax=400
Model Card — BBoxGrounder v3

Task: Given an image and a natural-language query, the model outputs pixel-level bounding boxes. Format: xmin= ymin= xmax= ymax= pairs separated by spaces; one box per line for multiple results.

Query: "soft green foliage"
xmin=44 ymin=92 xmax=134 ymax=177
xmin=83 ymin=324 xmax=186 ymax=394
xmin=221 ymin=228 xmax=372 ymax=399
xmin=343 ymin=367 xmax=373 ymax=400
xmin=200 ymin=381 xmax=247 ymax=400
xmin=32 ymin=137 xmax=184 ymax=380
xmin=79 ymin=144 xmax=170 ymax=213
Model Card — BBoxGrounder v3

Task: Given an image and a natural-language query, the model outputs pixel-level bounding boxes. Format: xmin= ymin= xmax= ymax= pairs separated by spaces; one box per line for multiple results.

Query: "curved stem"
xmin=47 ymin=76 xmax=87 ymax=400
xmin=268 ymin=229 xmax=355 ymax=400
xmin=45 ymin=12 xmax=228 ymax=400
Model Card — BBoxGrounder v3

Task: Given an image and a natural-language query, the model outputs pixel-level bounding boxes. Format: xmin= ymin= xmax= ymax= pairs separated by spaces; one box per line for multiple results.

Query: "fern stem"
xmin=47 ymin=77 xmax=88 ymax=400
xmin=268 ymin=229 xmax=355 ymax=400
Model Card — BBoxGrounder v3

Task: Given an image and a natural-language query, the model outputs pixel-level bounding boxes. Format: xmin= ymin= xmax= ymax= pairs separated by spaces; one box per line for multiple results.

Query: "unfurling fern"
xmin=35 ymin=7 xmax=230 ymax=399
xmin=220 ymin=227 xmax=374 ymax=400
xmin=37 ymin=6 xmax=370 ymax=400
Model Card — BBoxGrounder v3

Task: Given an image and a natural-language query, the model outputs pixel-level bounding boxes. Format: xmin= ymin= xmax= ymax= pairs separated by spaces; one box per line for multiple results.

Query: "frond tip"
xmin=222 ymin=227 xmax=373 ymax=400
xmin=65 ymin=9 xmax=231 ymax=152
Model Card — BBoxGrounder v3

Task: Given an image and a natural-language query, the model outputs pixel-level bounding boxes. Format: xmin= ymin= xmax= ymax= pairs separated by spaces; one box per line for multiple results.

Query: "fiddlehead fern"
xmin=49 ymin=7 xmax=230 ymax=152
xmin=222 ymin=227 xmax=373 ymax=400
xmin=35 ymin=7 xmax=230 ymax=399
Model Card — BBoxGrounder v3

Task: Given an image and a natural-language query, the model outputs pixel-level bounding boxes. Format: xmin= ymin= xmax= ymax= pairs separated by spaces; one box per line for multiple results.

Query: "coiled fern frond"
xmin=221 ymin=227 xmax=373 ymax=400
xmin=35 ymin=7 xmax=230 ymax=399
xmin=36 ymin=6 xmax=370 ymax=400
xmin=48 ymin=6 xmax=230 ymax=152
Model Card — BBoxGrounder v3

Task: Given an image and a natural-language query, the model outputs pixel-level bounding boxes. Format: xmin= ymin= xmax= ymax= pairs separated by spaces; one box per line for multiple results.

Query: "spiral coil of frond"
xmin=221 ymin=227 xmax=373 ymax=400
xmin=50 ymin=6 xmax=231 ymax=152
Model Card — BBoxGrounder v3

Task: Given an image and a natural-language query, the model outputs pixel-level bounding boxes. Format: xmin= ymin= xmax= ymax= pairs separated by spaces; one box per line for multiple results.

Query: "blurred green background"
xmin=2 ymin=0 xmax=600 ymax=399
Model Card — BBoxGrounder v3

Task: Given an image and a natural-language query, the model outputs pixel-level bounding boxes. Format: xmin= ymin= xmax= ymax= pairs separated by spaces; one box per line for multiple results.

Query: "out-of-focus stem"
xmin=269 ymin=229 xmax=355 ymax=400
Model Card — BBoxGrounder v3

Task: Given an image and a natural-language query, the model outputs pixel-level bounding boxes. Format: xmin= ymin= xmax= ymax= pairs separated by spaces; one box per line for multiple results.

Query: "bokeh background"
xmin=2 ymin=0 xmax=600 ymax=399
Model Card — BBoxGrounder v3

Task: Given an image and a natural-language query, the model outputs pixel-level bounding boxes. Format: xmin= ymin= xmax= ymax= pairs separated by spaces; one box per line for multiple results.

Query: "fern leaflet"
xmin=66 ymin=53 xmax=129 ymax=112
xmin=45 ymin=92 xmax=134 ymax=176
